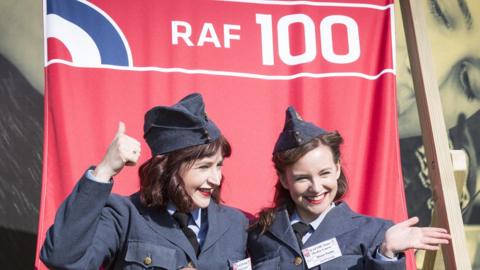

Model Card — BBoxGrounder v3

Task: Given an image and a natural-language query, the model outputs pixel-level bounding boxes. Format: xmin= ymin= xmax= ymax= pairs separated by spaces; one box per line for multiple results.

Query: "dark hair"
xmin=139 ymin=135 xmax=231 ymax=213
xmin=253 ymin=131 xmax=348 ymax=234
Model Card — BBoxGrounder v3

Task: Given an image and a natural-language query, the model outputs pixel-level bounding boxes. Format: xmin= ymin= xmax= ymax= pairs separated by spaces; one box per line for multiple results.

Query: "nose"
xmin=309 ymin=177 xmax=322 ymax=193
xmin=207 ymin=167 xmax=222 ymax=186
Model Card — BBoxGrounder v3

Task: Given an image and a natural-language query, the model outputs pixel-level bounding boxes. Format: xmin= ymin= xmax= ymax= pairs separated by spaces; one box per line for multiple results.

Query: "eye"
xmin=294 ymin=175 xmax=310 ymax=181
xmin=320 ymin=171 xmax=331 ymax=176
xmin=217 ymin=161 xmax=224 ymax=167
xmin=459 ymin=61 xmax=480 ymax=101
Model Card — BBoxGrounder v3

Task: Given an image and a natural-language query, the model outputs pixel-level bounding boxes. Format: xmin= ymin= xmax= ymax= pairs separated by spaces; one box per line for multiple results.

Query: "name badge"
xmin=232 ymin=258 xmax=252 ymax=270
xmin=302 ymin=238 xmax=342 ymax=269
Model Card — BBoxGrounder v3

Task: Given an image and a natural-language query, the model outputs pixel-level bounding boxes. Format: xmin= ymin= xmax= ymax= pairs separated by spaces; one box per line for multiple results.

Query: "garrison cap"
xmin=273 ymin=106 xmax=328 ymax=153
xmin=143 ymin=93 xmax=221 ymax=156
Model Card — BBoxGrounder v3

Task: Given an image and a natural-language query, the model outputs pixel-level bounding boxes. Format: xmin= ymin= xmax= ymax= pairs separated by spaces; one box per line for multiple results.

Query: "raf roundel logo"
xmin=46 ymin=0 xmax=132 ymax=67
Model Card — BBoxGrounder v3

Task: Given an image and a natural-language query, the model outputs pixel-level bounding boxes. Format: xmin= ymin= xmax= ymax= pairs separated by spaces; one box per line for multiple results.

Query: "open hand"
xmin=93 ymin=122 xmax=141 ymax=181
xmin=380 ymin=217 xmax=451 ymax=258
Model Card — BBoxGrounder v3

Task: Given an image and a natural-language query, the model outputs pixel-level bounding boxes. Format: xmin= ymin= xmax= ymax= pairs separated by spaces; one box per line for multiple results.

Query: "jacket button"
xmin=294 ymin=256 xmax=303 ymax=265
xmin=143 ymin=256 xmax=152 ymax=265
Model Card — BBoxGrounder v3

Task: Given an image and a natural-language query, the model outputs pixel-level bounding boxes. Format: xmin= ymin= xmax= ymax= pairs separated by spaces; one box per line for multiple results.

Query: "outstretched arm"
xmin=379 ymin=217 xmax=451 ymax=258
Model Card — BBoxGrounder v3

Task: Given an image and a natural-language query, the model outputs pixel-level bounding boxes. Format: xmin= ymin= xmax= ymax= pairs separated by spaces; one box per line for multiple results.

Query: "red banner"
xmin=38 ymin=0 xmax=413 ymax=268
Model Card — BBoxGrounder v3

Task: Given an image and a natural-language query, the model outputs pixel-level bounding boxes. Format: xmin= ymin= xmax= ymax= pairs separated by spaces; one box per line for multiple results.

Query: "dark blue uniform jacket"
xmin=247 ymin=202 xmax=405 ymax=270
xmin=41 ymin=173 xmax=248 ymax=270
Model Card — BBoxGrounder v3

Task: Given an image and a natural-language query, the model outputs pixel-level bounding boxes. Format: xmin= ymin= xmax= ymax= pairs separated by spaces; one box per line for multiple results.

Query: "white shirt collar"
xmin=290 ymin=202 xmax=335 ymax=230
xmin=166 ymin=202 xmax=202 ymax=228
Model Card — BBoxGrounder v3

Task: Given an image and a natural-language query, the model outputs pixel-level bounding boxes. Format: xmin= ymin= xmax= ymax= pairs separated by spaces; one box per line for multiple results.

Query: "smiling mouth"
xmin=198 ymin=188 xmax=213 ymax=197
xmin=304 ymin=192 xmax=327 ymax=205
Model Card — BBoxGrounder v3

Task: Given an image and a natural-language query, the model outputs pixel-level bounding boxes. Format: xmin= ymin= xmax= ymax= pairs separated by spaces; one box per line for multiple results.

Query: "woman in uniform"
xmin=248 ymin=106 xmax=451 ymax=270
xmin=41 ymin=93 xmax=248 ymax=270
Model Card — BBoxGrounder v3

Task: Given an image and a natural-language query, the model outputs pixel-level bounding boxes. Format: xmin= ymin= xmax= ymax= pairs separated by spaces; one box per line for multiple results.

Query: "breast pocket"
xmin=252 ymin=256 xmax=280 ymax=270
xmin=124 ymin=241 xmax=177 ymax=269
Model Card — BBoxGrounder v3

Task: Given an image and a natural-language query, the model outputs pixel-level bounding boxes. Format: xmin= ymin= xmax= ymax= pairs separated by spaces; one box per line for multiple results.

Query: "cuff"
xmin=86 ymin=168 xmax=113 ymax=184
xmin=375 ymin=247 xmax=399 ymax=261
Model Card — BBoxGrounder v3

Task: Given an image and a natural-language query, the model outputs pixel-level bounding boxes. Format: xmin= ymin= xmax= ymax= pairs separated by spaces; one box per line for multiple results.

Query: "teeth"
xmin=306 ymin=193 xmax=326 ymax=200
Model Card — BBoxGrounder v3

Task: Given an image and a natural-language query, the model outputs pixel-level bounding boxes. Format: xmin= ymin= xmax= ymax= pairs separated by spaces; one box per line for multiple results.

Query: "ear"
xmin=278 ymin=174 xmax=289 ymax=190
xmin=335 ymin=162 xmax=341 ymax=180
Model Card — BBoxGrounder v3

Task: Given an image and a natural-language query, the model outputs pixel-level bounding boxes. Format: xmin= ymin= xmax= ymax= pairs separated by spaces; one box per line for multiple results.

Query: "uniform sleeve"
xmin=364 ymin=220 xmax=406 ymax=270
xmin=40 ymin=171 xmax=130 ymax=269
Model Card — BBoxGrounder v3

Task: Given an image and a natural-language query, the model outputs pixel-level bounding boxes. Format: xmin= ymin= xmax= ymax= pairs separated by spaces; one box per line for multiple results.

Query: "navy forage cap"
xmin=273 ymin=106 xmax=328 ymax=153
xmin=143 ymin=93 xmax=221 ymax=156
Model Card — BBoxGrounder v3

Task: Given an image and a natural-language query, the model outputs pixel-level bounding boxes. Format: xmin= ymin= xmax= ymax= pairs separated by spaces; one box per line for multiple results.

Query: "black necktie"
xmin=292 ymin=222 xmax=312 ymax=248
xmin=173 ymin=211 xmax=200 ymax=256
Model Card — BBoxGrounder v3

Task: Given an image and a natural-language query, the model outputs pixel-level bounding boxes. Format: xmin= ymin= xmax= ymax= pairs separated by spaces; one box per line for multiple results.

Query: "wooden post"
xmin=422 ymin=150 xmax=469 ymax=269
xmin=398 ymin=1 xmax=472 ymax=269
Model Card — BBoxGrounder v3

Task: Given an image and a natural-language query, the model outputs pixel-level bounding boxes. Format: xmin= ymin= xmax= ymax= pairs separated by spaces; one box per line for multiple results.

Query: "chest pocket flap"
xmin=125 ymin=241 xmax=176 ymax=269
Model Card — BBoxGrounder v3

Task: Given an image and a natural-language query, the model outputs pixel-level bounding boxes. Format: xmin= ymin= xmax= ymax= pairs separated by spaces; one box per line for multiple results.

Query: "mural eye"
xmin=459 ymin=61 xmax=480 ymax=101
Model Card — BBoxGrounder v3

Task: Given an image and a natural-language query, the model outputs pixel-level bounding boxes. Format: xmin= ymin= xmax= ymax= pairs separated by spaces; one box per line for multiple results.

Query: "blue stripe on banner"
xmin=47 ymin=0 xmax=130 ymax=66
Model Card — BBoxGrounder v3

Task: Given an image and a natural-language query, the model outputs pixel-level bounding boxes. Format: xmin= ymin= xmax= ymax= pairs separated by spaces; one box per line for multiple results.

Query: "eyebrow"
xmin=197 ymin=158 xmax=224 ymax=165
xmin=457 ymin=0 xmax=472 ymax=29
xmin=430 ymin=0 xmax=473 ymax=30
xmin=430 ymin=0 xmax=450 ymax=28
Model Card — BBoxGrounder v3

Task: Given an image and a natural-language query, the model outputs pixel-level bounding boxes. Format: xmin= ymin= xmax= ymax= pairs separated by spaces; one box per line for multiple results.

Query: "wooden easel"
xmin=398 ymin=1 xmax=472 ymax=269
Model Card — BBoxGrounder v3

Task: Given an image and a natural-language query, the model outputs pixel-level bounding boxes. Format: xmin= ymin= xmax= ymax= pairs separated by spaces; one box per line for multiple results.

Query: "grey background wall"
xmin=0 ymin=1 xmax=44 ymax=269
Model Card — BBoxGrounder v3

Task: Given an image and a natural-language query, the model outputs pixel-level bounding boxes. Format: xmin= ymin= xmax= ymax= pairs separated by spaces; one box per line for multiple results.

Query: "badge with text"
xmin=302 ymin=238 xmax=342 ymax=269
xmin=231 ymin=258 xmax=252 ymax=270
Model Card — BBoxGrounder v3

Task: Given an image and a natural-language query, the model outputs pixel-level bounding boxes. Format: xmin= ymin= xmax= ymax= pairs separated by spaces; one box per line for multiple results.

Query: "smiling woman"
xmin=138 ymin=133 xmax=230 ymax=213
xmin=40 ymin=93 xmax=248 ymax=270
xmin=247 ymin=107 xmax=451 ymax=270
xmin=180 ymin=151 xmax=225 ymax=209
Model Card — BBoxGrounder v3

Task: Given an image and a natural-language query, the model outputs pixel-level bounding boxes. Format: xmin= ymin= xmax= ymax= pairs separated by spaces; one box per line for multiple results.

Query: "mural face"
xmin=396 ymin=0 xmax=480 ymax=267
xmin=397 ymin=0 xmax=480 ymax=139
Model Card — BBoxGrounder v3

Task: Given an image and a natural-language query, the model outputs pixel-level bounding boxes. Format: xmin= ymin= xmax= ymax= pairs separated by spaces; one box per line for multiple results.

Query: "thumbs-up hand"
xmin=93 ymin=122 xmax=141 ymax=181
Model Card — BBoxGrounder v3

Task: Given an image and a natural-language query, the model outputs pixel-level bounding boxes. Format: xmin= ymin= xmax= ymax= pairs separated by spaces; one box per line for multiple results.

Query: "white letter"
xmin=197 ymin=23 xmax=221 ymax=47
xmin=256 ymin=14 xmax=274 ymax=65
xmin=320 ymin=15 xmax=360 ymax=64
xmin=171 ymin=21 xmax=194 ymax=46
xmin=277 ymin=14 xmax=316 ymax=65
xmin=224 ymin=24 xmax=241 ymax=48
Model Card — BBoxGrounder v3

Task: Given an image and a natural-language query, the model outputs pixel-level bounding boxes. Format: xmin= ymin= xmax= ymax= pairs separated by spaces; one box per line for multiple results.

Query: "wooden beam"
xmin=398 ymin=1 xmax=471 ymax=269
xmin=422 ymin=150 xmax=469 ymax=269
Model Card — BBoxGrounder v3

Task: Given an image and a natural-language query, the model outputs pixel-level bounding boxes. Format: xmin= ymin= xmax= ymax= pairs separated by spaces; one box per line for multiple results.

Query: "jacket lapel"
xmin=304 ymin=202 xmax=361 ymax=247
xmin=268 ymin=208 xmax=302 ymax=255
xmin=200 ymin=202 xmax=231 ymax=254
xmin=138 ymin=204 xmax=198 ymax=264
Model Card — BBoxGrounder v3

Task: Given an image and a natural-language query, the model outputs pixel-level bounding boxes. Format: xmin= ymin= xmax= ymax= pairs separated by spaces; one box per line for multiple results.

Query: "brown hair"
xmin=253 ymin=131 xmax=348 ymax=234
xmin=139 ymin=135 xmax=231 ymax=213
